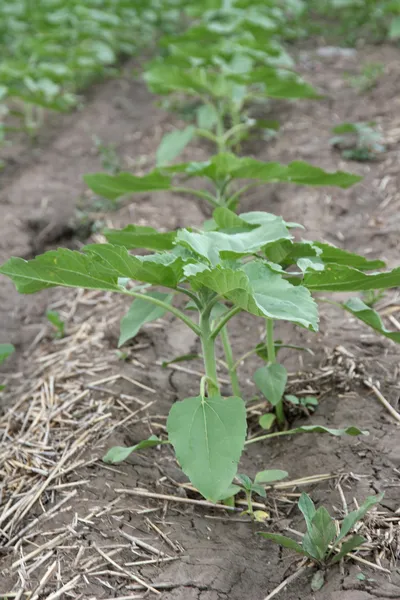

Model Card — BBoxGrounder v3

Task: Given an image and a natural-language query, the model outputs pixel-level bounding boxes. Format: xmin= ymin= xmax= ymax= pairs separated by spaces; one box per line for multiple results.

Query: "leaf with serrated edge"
xmin=343 ymin=298 xmax=400 ymax=343
xmin=103 ymin=436 xmax=161 ymax=464
xmin=167 ymin=395 xmax=247 ymax=502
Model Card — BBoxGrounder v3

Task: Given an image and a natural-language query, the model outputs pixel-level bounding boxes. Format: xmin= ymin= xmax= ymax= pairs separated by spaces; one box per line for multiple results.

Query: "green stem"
xmin=266 ymin=318 xmax=276 ymax=363
xmin=245 ymin=428 xmax=298 ymax=446
xmin=226 ymin=182 xmax=262 ymax=210
xmin=211 ymin=306 xmax=241 ymax=340
xmin=245 ymin=489 xmax=254 ymax=517
xmin=172 ymin=187 xmax=219 ymax=207
xmin=220 ymin=325 xmax=241 ymax=397
xmin=199 ymin=312 xmax=220 ymax=396
xmin=122 ymin=289 xmax=201 ymax=336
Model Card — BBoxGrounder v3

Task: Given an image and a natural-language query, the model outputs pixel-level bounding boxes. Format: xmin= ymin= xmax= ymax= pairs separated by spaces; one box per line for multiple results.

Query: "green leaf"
xmin=119 ymin=292 xmax=173 ymax=347
xmin=162 ymin=353 xmax=202 ymax=367
xmin=251 ymin=483 xmax=267 ymax=498
xmin=302 ymin=507 xmax=336 ymax=560
xmin=84 ymin=171 xmax=171 ymax=200
xmin=104 ymin=226 xmax=177 ymax=251
xmin=311 ymin=570 xmax=325 ymax=591
xmin=287 ymin=425 xmax=368 ymax=437
xmin=303 ymin=265 xmax=400 ymax=292
xmin=254 ymin=363 xmax=287 ymax=406
xmin=231 ymin=66 xmax=321 ymax=99
xmin=0 ymin=343 xmax=15 ymax=365
xmin=187 ymin=262 xmax=319 ymax=330
xmin=259 ymin=413 xmax=276 ymax=430
xmin=176 ymin=219 xmax=291 ymax=265
xmin=167 ymin=394 xmax=247 ymax=502
xmin=196 ymin=104 xmax=218 ymax=130
xmin=237 ymin=474 xmax=253 ymax=490
xmin=103 ymin=435 xmax=161 ymax=464
xmin=255 ymin=469 xmax=288 ymax=484
xmin=298 ymin=492 xmax=316 ymax=532
xmin=216 ymin=484 xmax=242 ymax=501
xmin=46 ymin=310 xmax=65 ymax=337
xmin=331 ymin=535 xmax=366 ymax=564
xmin=213 ymin=207 xmax=256 ymax=231
xmin=156 ymin=126 xmax=195 ymax=166
xmin=312 ymin=243 xmax=385 ymax=271
xmin=259 ymin=533 xmax=309 ymax=557
xmin=335 ymin=493 xmax=384 ymax=547
xmin=343 ymin=298 xmax=400 ymax=343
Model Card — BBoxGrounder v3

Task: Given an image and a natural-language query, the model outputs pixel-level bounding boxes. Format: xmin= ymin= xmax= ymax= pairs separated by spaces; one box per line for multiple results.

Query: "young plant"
xmin=46 ymin=310 xmax=65 ymax=339
xmin=260 ymin=491 xmax=384 ymax=591
xmin=346 ymin=62 xmax=384 ymax=93
xmin=0 ymin=343 xmax=15 ymax=391
xmin=330 ymin=122 xmax=385 ymax=161
xmin=1 ymin=209 xmax=383 ymax=500
xmin=230 ymin=469 xmax=288 ymax=521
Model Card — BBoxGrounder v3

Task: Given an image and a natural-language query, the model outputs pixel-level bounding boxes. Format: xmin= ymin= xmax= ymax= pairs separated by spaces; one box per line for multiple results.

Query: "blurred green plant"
xmin=330 ymin=122 xmax=385 ymax=161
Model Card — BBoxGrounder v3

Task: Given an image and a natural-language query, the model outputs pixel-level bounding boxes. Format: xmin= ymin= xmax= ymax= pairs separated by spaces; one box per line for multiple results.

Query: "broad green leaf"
xmin=103 ymin=435 xmax=161 ymax=464
xmin=187 ymin=262 xmax=319 ymax=330
xmin=104 ymin=225 xmax=177 ymax=251
xmin=254 ymin=363 xmax=287 ymax=406
xmin=298 ymin=492 xmax=316 ymax=532
xmin=259 ymin=413 xmax=276 ymax=430
xmin=0 ymin=250 xmax=122 ymax=294
xmin=167 ymin=394 xmax=247 ymax=502
xmin=343 ymin=298 xmax=400 ymax=343
xmin=213 ymin=207 xmax=256 ymax=231
xmin=84 ymin=171 xmax=171 ymax=200
xmin=196 ymin=104 xmax=218 ymax=130
xmin=84 ymin=245 xmax=184 ymax=288
xmin=216 ymin=484 xmax=242 ymax=501
xmin=287 ymin=425 xmax=368 ymax=437
xmin=230 ymin=66 xmax=321 ymax=99
xmin=237 ymin=474 xmax=252 ymax=490
xmin=335 ymin=493 xmax=384 ymax=547
xmin=251 ymin=483 xmax=267 ymax=498
xmin=330 ymin=535 xmax=365 ymax=564
xmin=119 ymin=292 xmax=173 ymax=347
xmin=259 ymin=533 xmax=309 ymax=557
xmin=302 ymin=506 xmax=336 ymax=560
xmin=0 ymin=343 xmax=15 ymax=365
xmin=255 ymin=469 xmax=288 ymax=484
xmin=176 ymin=220 xmax=291 ymax=265
xmin=156 ymin=126 xmax=195 ymax=166
xmin=303 ymin=264 xmax=400 ymax=292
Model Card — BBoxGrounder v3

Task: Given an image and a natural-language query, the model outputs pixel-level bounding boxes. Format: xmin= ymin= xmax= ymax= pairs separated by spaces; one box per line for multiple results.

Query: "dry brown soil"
xmin=0 ymin=47 xmax=400 ymax=600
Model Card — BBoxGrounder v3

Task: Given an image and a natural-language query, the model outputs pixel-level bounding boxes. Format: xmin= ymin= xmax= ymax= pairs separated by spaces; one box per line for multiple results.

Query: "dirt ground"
xmin=0 ymin=45 xmax=400 ymax=600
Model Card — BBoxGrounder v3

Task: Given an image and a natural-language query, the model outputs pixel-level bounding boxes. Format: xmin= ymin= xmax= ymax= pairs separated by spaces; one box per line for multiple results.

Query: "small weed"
xmin=260 ymin=492 xmax=384 ymax=590
xmin=330 ymin=122 xmax=385 ymax=161
xmin=346 ymin=63 xmax=384 ymax=93
xmin=0 ymin=343 xmax=15 ymax=391
xmin=93 ymin=136 xmax=121 ymax=176
xmin=46 ymin=311 xmax=65 ymax=339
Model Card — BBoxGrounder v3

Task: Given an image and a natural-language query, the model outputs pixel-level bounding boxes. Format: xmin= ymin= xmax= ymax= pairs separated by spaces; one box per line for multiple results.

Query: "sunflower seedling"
xmin=0 ymin=343 xmax=15 ymax=391
xmin=232 ymin=469 xmax=288 ymax=521
xmin=330 ymin=122 xmax=385 ymax=161
xmin=260 ymin=491 xmax=384 ymax=591
xmin=46 ymin=310 xmax=65 ymax=339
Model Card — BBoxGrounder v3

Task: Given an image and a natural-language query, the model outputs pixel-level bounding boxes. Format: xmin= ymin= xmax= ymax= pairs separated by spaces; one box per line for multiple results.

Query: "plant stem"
xmin=220 ymin=325 xmax=241 ymax=397
xmin=211 ymin=306 xmax=241 ymax=340
xmin=172 ymin=187 xmax=219 ymax=207
xmin=199 ymin=311 xmax=220 ymax=396
xmin=266 ymin=318 xmax=276 ymax=363
xmin=123 ymin=289 xmax=201 ymax=336
xmin=245 ymin=428 xmax=300 ymax=446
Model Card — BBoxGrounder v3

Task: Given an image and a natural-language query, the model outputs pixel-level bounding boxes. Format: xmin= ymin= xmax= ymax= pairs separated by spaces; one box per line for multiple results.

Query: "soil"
xmin=0 ymin=46 xmax=400 ymax=600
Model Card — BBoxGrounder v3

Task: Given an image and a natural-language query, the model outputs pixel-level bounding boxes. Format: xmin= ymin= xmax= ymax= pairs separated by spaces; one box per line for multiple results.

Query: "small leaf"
xmin=237 ymin=474 xmax=253 ymax=490
xmin=259 ymin=533 xmax=309 ymax=557
xmin=167 ymin=394 xmax=247 ymax=502
xmin=46 ymin=310 xmax=65 ymax=337
xmin=259 ymin=413 xmax=276 ymax=430
xmin=119 ymin=292 xmax=173 ymax=347
xmin=254 ymin=363 xmax=287 ymax=406
xmin=104 ymin=225 xmax=177 ymax=251
xmin=156 ymin=126 xmax=195 ymax=166
xmin=253 ymin=510 xmax=270 ymax=522
xmin=298 ymin=492 xmax=316 ymax=532
xmin=331 ymin=535 xmax=366 ymax=564
xmin=389 ymin=16 xmax=400 ymax=39
xmin=335 ymin=493 xmax=384 ymax=547
xmin=162 ymin=353 xmax=202 ymax=367
xmin=103 ymin=435 xmax=161 ymax=464
xmin=343 ymin=298 xmax=400 ymax=344
xmin=84 ymin=171 xmax=171 ymax=200
xmin=251 ymin=483 xmax=267 ymax=498
xmin=197 ymin=104 xmax=218 ymax=130
xmin=303 ymin=507 xmax=336 ymax=560
xmin=311 ymin=570 xmax=325 ymax=591
xmin=255 ymin=469 xmax=288 ymax=484
xmin=216 ymin=484 xmax=242 ymax=501
xmin=0 ymin=343 xmax=15 ymax=365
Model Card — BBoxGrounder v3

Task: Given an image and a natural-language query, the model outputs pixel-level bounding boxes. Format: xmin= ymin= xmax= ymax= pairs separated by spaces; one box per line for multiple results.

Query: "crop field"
xmin=0 ymin=2 xmax=400 ymax=599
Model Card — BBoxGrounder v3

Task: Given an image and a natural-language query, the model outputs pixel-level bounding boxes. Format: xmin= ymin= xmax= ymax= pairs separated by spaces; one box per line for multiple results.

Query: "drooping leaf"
xmin=119 ymin=292 xmax=173 ymax=347
xmin=254 ymin=363 xmax=287 ymax=406
xmin=313 ymin=243 xmax=385 ymax=270
xmin=259 ymin=413 xmax=276 ymax=430
xmin=302 ymin=506 xmax=336 ymax=560
xmin=259 ymin=533 xmax=309 ymax=557
xmin=335 ymin=493 xmax=384 ymax=548
xmin=298 ymin=492 xmax=316 ymax=532
xmin=46 ymin=310 xmax=65 ymax=337
xmin=0 ymin=343 xmax=15 ymax=365
xmin=186 ymin=262 xmax=319 ymax=330
xmin=167 ymin=394 xmax=247 ymax=502
xmin=330 ymin=535 xmax=366 ymax=564
xmin=104 ymin=225 xmax=177 ymax=251
xmin=103 ymin=435 xmax=162 ymax=464
xmin=287 ymin=425 xmax=368 ymax=437
xmin=216 ymin=484 xmax=242 ymax=501
xmin=84 ymin=171 xmax=172 ymax=200
xmin=303 ymin=264 xmax=400 ymax=292
xmin=254 ymin=469 xmax=288 ymax=484
xmin=343 ymin=298 xmax=400 ymax=343
xmin=156 ymin=126 xmax=196 ymax=166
